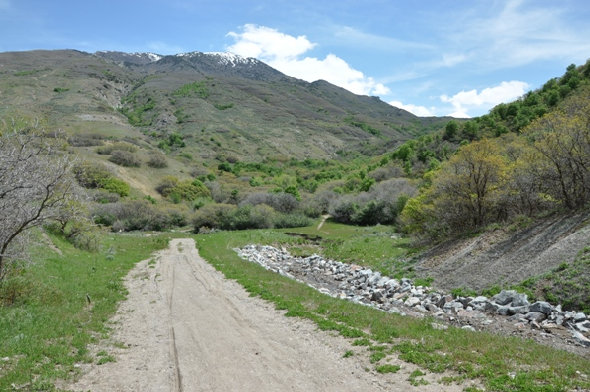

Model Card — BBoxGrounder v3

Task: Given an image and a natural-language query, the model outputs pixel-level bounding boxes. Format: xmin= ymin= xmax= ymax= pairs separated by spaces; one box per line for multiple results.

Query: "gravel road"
xmin=67 ymin=238 xmax=464 ymax=391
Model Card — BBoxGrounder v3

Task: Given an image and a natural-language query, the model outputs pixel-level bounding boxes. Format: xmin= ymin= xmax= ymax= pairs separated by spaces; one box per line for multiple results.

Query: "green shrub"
xmin=170 ymin=179 xmax=211 ymax=201
xmin=92 ymin=200 xmax=174 ymax=231
xmin=72 ymin=161 xmax=130 ymax=197
xmin=173 ymin=80 xmax=210 ymax=98
xmin=68 ymin=134 xmax=104 ymax=147
xmin=95 ymin=142 xmax=137 ymax=155
xmin=273 ymin=213 xmax=311 ymax=229
xmin=108 ymin=150 xmax=141 ymax=167
xmin=98 ymin=177 xmax=130 ymax=197
xmin=156 ymin=176 xmax=179 ymax=197
xmin=193 ymin=203 xmax=237 ymax=230
xmin=147 ymin=151 xmax=168 ymax=168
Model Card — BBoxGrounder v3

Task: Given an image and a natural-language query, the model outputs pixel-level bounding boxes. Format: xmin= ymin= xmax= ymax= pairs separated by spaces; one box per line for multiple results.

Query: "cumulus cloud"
xmin=227 ymin=24 xmax=315 ymax=60
xmin=388 ymin=100 xmax=434 ymax=117
xmin=227 ymin=24 xmax=389 ymax=96
xmin=440 ymin=80 xmax=529 ymax=118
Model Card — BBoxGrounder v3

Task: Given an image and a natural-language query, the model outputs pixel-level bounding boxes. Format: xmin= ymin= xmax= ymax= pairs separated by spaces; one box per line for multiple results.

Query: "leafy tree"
xmin=443 ymin=120 xmax=459 ymax=141
xmin=526 ymin=96 xmax=590 ymax=209
xmin=434 ymin=139 xmax=507 ymax=227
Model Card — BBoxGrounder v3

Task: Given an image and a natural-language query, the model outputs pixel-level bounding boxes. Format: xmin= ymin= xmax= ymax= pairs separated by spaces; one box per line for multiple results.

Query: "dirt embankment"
xmin=65 ymin=238 xmax=463 ymax=392
xmin=415 ymin=211 xmax=590 ymax=291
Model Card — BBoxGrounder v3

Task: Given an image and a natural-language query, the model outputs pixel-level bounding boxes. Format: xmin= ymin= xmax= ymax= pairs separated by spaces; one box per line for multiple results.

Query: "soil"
xmin=65 ymin=238 xmax=467 ymax=392
xmin=415 ymin=211 xmax=590 ymax=291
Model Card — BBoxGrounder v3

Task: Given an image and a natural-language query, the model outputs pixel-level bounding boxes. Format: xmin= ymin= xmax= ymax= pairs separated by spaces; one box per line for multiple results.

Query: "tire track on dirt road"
xmin=66 ymin=238 xmax=463 ymax=391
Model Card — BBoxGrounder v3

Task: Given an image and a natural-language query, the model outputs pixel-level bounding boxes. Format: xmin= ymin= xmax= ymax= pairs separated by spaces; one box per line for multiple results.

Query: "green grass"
xmin=409 ymin=369 xmax=429 ymax=386
xmin=196 ymin=227 xmax=590 ymax=392
xmin=0 ymin=232 xmax=171 ymax=390
xmin=375 ymin=364 xmax=401 ymax=374
xmin=510 ymin=247 xmax=590 ymax=312
xmin=280 ymin=221 xmax=418 ymax=278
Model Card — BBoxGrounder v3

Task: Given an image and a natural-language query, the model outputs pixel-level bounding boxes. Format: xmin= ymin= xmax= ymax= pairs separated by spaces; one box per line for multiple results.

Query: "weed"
xmin=352 ymin=338 xmax=371 ymax=346
xmin=375 ymin=364 xmax=401 ymax=374
xmin=343 ymin=350 xmax=354 ymax=358
xmin=408 ymin=369 xmax=429 ymax=386
xmin=369 ymin=352 xmax=386 ymax=363
xmin=97 ymin=355 xmax=116 ymax=365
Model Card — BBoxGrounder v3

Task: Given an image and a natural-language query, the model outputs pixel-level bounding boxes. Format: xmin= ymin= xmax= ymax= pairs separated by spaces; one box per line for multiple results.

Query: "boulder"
xmin=371 ymin=290 xmax=386 ymax=303
xmin=573 ymin=312 xmax=587 ymax=322
xmin=529 ymin=301 xmax=553 ymax=315
xmin=525 ymin=312 xmax=547 ymax=322
xmin=404 ymin=297 xmax=421 ymax=307
xmin=511 ymin=293 xmax=529 ymax=307
xmin=575 ymin=321 xmax=590 ymax=332
xmin=443 ymin=301 xmax=464 ymax=313
xmin=493 ymin=290 xmax=519 ymax=306
xmin=437 ymin=294 xmax=453 ymax=308
xmin=481 ymin=300 xmax=500 ymax=313
xmin=384 ymin=279 xmax=400 ymax=290
xmin=571 ymin=329 xmax=590 ymax=347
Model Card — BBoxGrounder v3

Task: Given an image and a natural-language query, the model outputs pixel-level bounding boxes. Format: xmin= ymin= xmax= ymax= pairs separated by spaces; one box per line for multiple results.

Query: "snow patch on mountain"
xmin=204 ymin=52 xmax=257 ymax=67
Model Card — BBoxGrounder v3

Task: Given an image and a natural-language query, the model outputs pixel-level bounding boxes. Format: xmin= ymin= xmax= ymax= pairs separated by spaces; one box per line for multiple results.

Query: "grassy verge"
xmin=197 ymin=226 xmax=590 ymax=392
xmin=280 ymin=220 xmax=419 ymax=279
xmin=0 ymin=232 xmax=171 ymax=391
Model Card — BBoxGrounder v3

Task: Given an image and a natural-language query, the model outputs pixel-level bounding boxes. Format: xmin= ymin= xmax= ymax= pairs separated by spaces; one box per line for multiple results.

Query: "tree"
xmin=0 ymin=122 xmax=79 ymax=281
xmin=432 ymin=139 xmax=507 ymax=229
xmin=443 ymin=120 xmax=458 ymax=141
xmin=529 ymin=105 xmax=590 ymax=209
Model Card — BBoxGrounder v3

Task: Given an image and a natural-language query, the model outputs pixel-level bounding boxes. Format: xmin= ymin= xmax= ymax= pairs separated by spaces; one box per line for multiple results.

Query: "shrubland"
xmin=1 ymin=56 xmax=590 ymax=391
xmin=400 ymin=89 xmax=590 ymax=240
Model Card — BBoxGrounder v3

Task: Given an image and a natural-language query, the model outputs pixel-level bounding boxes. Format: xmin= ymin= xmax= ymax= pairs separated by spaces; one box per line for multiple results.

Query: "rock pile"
xmin=236 ymin=244 xmax=590 ymax=348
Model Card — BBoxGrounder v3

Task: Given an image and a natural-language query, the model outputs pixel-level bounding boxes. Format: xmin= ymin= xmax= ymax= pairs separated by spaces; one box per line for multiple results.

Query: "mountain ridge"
xmin=0 ymin=48 xmax=448 ymax=161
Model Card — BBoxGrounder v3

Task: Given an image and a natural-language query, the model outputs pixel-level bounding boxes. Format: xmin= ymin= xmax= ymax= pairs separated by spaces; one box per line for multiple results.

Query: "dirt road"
xmin=67 ymin=238 xmax=462 ymax=391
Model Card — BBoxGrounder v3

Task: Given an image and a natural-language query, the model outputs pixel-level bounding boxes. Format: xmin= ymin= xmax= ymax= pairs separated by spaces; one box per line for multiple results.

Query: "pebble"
xmin=235 ymin=245 xmax=590 ymax=347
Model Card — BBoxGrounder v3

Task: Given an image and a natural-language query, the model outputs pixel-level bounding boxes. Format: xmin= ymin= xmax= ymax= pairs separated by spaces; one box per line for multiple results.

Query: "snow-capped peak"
xmin=143 ymin=52 xmax=162 ymax=62
xmin=204 ymin=52 xmax=256 ymax=67
xmin=94 ymin=51 xmax=162 ymax=63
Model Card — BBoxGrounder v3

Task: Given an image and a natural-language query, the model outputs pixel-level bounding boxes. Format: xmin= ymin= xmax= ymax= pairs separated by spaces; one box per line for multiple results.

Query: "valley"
xmin=1 ymin=48 xmax=590 ymax=391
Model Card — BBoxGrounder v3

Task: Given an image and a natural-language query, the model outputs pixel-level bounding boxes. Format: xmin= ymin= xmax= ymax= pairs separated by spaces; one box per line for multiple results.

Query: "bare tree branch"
xmin=0 ymin=123 xmax=80 ymax=280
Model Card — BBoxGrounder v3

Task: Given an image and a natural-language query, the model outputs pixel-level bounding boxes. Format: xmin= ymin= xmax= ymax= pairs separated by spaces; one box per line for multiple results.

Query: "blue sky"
xmin=1 ymin=0 xmax=589 ymax=117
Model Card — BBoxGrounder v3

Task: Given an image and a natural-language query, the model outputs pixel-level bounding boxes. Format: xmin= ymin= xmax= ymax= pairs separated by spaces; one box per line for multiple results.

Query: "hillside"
xmin=0 ymin=49 xmax=447 ymax=162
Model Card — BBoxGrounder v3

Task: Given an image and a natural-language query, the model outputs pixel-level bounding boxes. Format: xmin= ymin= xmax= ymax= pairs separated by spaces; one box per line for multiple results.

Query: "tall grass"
xmin=0 ymin=232 xmax=170 ymax=390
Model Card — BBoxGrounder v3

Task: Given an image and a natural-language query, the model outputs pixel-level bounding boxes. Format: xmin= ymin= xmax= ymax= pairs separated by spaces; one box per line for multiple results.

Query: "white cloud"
xmin=388 ymin=100 xmax=434 ymax=117
xmin=450 ymin=1 xmax=590 ymax=68
xmin=331 ymin=25 xmax=433 ymax=51
xmin=227 ymin=24 xmax=389 ymax=96
xmin=227 ymin=24 xmax=315 ymax=60
xmin=440 ymin=80 xmax=529 ymax=118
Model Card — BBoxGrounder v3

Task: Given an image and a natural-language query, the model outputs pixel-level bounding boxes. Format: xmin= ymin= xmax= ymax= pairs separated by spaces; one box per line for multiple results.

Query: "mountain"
xmin=0 ymin=49 xmax=448 ymax=162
